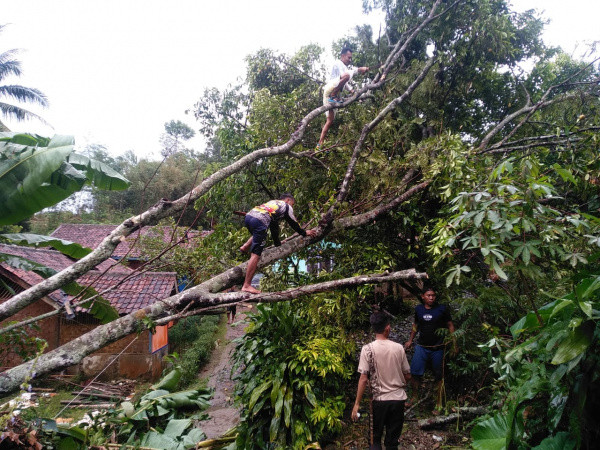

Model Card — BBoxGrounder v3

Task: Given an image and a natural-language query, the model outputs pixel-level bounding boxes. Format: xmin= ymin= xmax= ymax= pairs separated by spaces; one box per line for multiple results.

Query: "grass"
xmin=17 ymin=388 xmax=88 ymax=423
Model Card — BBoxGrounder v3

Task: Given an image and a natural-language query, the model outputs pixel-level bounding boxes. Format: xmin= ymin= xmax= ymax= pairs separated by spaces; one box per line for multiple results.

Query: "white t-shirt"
xmin=358 ymin=339 xmax=410 ymax=401
xmin=329 ymin=59 xmax=359 ymax=92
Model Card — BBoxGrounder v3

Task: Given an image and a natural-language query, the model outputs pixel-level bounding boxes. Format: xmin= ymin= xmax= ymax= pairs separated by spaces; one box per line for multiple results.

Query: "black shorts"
xmin=245 ymin=215 xmax=268 ymax=255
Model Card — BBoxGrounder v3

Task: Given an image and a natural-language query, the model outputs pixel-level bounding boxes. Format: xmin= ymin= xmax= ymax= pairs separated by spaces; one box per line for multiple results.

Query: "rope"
xmin=54 ymin=335 xmax=139 ymax=418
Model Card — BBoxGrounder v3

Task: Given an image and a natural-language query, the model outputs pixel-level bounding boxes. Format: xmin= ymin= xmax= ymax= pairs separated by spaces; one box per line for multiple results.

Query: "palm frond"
xmin=0 ymin=50 xmax=22 ymax=77
xmin=0 ymin=102 xmax=51 ymax=127
xmin=0 ymin=85 xmax=49 ymax=107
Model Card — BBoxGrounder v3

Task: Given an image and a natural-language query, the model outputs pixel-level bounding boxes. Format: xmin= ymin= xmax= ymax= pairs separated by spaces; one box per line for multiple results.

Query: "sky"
xmin=2 ymin=0 xmax=598 ymax=159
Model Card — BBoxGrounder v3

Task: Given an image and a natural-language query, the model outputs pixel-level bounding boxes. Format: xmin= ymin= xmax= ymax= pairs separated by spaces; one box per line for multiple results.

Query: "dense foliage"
xmin=2 ymin=0 xmax=599 ymax=447
xmin=179 ymin=0 xmax=599 ymax=447
xmin=231 ymin=302 xmax=354 ymax=449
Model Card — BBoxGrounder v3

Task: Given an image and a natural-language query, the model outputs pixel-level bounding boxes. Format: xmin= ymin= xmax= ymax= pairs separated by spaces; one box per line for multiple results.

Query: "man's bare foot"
xmin=241 ymin=285 xmax=261 ymax=294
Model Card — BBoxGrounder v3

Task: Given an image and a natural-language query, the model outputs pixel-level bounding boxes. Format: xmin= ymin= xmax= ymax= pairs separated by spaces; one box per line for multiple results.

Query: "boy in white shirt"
xmin=317 ymin=48 xmax=369 ymax=149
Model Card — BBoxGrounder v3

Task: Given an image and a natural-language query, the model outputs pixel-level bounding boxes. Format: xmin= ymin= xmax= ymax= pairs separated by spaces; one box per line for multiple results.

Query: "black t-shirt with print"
xmin=414 ymin=303 xmax=452 ymax=347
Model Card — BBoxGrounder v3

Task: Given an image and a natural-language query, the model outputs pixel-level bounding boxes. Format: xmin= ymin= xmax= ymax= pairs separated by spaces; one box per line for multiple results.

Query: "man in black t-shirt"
xmin=405 ymin=288 xmax=457 ymax=411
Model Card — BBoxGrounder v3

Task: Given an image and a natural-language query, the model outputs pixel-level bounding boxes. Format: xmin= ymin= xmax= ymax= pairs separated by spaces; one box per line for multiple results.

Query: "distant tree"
xmin=160 ymin=119 xmax=196 ymax=157
xmin=0 ymin=24 xmax=49 ymax=131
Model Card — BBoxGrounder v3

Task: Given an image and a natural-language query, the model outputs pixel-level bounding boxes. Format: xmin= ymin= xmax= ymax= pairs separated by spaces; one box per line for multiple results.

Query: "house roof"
xmin=0 ymin=244 xmax=176 ymax=315
xmin=78 ymin=271 xmax=177 ymax=314
xmin=50 ymin=224 xmax=209 ymax=259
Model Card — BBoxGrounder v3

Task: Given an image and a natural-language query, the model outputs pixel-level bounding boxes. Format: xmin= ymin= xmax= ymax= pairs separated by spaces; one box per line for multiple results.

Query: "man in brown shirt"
xmin=352 ymin=311 xmax=411 ymax=449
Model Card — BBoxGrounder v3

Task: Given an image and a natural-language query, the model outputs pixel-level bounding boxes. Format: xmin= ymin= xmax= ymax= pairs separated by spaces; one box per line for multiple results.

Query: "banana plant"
xmin=0 ymin=132 xmax=130 ymax=225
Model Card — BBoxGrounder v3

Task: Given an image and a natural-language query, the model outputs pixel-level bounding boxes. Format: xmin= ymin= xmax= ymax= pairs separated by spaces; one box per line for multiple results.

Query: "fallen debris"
xmin=418 ymin=406 xmax=488 ymax=430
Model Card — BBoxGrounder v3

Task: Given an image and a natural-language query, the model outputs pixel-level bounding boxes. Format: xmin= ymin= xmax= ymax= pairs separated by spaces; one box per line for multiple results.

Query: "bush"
xmin=231 ymin=302 xmax=354 ymax=449
xmin=176 ymin=315 xmax=220 ymax=388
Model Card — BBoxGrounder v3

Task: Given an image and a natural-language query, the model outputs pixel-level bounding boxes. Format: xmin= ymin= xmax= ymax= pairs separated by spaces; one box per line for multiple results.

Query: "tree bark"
xmin=0 ymin=269 xmax=426 ymax=394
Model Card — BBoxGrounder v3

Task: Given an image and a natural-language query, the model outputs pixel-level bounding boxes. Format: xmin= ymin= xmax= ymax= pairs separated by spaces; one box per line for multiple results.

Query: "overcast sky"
xmin=2 ymin=0 xmax=598 ymax=159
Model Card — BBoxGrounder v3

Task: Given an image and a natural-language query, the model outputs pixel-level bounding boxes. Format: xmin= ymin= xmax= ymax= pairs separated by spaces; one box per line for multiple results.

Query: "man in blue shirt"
xmin=405 ymin=288 xmax=457 ymax=411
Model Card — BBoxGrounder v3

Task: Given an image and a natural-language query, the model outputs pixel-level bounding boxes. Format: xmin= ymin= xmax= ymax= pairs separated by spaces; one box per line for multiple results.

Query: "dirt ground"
xmin=198 ymin=304 xmax=251 ymax=439
xmin=197 ymin=303 xmax=472 ymax=448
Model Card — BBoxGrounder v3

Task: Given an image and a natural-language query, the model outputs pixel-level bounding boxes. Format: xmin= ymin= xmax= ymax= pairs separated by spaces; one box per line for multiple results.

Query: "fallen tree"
xmin=2 ymin=0 xmax=598 ymax=398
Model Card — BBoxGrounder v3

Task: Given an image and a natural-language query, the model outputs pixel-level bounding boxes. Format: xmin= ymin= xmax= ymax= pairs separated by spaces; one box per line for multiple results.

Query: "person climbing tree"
xmin=317 ymin=47 xmax=369 ymax=150
xmin=352 ymin=311 xmax=411 ymax=449
xmin=405 ymin=287 xmax=457 ymax=413
xmin=239 ymin=194 xmax=316 ymax=294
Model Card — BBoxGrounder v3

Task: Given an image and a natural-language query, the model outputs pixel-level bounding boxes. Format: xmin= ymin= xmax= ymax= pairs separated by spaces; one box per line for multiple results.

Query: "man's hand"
xmin=351 ymin=404 xmax=360 ymax=421
xmin=358 ymin=66 xmax=369 ymax=74
xmin=405 ymin=339 xmax=413 ymax=350
xmin=305 ymin=229 xmax=317 ymax=237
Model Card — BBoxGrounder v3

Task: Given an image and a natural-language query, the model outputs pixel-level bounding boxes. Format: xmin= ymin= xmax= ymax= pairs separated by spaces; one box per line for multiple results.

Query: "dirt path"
xmin=198 ymin=305 xmax=251 ymax=439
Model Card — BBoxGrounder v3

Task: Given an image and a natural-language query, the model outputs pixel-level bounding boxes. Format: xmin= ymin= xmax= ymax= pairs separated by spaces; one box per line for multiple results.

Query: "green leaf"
xmin=549 ymin=300 xmax=574 ymax=320
xmin=56 ymin=437 xmax=79 ymax=450
xmin=56 ymin=425 xmax=88 ymax=443
xmin=67 ymin=152 xmax=130 ymax=190
xmin=140 ymin=430 xmax=179 ymax=448
xmin=0 ymin=253 xmax=57 ymax=278
xmin=269 ymin=415 xmax=281 ymax=442
xmin=492 ymin=260 xmax=508 ymax=280
xmin=0 ymin=134 xmax=76 ymax=224
xmin=163 ymin=418 xmax=192 ymax=438
xmin=0 ymin=133 xmax=130 ymax=225
xmin=283 ymin=386 xmax=293 ymax=427
xmin=551 ymin=321 xmax=594 ymax=365
xmin=532 ymin=431 xmax=576 ymax=449
xmin=274 ymin=386 xmax=284 ymax=419
xmin=0 ymin=233 xmax=92 ymax=259
xmin=471 ymin=413 xmax=509 ymax=450
xmin=304 ymin=385 xmax=317 ymax=407
xmin=249 ymin=380 xmax=272 ymax=412
xmin=182 ymin=428 xmax=206 ymax=446
xmin=152 ymin=367 xmax=182 ymax=392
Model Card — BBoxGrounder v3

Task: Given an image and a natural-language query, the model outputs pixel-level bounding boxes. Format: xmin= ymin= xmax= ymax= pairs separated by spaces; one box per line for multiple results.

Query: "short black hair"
xmin=280 ymin=193 xmax=295 ymax=202
xmin=370 ymin=311 xmax=389 ymax=334
xmin=419 ymin=287 xmax=437 ymax=303
xmin=341 ymin=47 xmax=352 ymax=56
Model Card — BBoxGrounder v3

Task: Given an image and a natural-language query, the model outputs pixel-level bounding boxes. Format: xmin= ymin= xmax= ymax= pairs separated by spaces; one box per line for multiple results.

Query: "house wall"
xmin=0 ymin=299 xmax=60 ymax=369
xmin=59 ymin=318 xmax=167 ymax=381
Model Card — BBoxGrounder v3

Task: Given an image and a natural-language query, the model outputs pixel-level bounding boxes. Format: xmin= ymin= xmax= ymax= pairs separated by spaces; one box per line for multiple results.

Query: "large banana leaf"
xmin=0 ymin=233 xmax=92 ymax=259
xmin=0 ymin=133 xmax=76 ymax=224
xmin=66 ymin=152 xmax=130 ymax=190
xmin=0 ymin=133 xmax=130 ymax=225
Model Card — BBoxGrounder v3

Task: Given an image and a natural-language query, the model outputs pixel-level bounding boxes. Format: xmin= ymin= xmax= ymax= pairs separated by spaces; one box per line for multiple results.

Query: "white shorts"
xmin=323 ymin=78 xmax=342 ymax=117
xmin=323 ymin=78 xmax=341 ymax=106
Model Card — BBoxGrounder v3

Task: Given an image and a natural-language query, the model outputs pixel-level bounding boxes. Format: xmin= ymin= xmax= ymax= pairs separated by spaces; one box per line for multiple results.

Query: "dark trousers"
xmin=370 ymin=400 xmax=405 ymax=450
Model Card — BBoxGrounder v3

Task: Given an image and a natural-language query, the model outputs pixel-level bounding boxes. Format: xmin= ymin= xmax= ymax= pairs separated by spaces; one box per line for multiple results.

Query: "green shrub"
xmin=471 ymin=275 xmax=600 ymax=449
xmin=231 ymin=301 xmax=354 ymax=449
xmin=177 ymin=315 xmax=220 ymax=388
